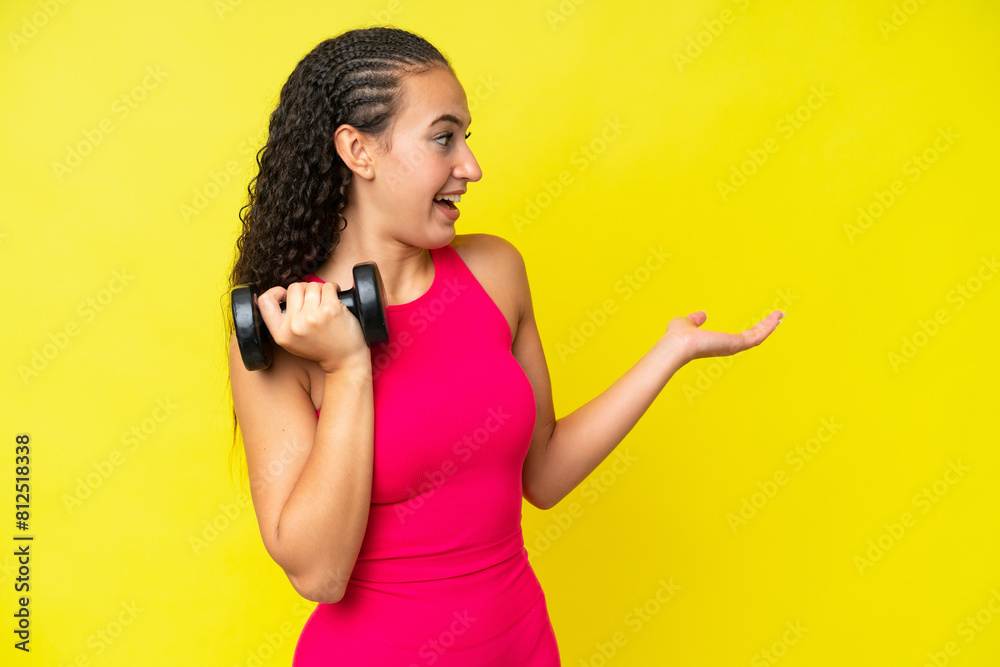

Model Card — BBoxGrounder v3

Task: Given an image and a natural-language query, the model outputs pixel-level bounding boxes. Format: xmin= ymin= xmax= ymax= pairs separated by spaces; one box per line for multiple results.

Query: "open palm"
xmin=666 ymin=309 xmax=784 ymax=362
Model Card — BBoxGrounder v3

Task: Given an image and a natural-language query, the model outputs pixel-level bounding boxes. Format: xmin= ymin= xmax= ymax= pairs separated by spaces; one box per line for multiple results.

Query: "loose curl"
xmin=222 ymin=26 xmax=451 ymax=493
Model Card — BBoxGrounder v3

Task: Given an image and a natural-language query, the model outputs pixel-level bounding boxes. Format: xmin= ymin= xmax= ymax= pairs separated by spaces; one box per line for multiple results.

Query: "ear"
xmin=332 ymin=125 xmax=375 ymax=181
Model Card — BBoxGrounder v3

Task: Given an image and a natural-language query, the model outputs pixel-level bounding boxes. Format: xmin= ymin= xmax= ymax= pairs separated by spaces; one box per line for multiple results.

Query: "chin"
xmin=435 ymin=227 xmax=458 ymax=247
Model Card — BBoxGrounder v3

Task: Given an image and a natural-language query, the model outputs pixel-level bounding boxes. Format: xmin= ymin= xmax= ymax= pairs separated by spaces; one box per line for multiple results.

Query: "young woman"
xmin=226 ymin=26 xmax=783 ymax=666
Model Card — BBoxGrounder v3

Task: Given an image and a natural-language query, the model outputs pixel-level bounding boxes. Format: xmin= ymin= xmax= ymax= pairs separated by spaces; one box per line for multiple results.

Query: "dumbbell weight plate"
xmin=231 ymin=283 xmax=275 ymax=371
xmin=352 ymin=262 xmax=390 ymax=347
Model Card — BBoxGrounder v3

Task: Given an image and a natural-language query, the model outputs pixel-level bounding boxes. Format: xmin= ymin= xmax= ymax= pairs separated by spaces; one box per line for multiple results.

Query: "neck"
xmin=312 ymin=221 xmax=437 ymax=307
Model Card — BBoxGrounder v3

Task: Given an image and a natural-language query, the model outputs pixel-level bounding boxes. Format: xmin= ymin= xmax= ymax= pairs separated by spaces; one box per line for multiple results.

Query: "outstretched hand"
xmin=665 ymin=309 xmax=784 ymax=363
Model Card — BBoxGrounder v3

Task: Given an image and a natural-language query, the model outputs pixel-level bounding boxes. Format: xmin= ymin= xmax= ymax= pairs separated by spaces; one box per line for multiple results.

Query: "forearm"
xmin=276 ymin=361 xmax=374 ymax=601
xmin=527 ymin=335 xmax=688 ymax=510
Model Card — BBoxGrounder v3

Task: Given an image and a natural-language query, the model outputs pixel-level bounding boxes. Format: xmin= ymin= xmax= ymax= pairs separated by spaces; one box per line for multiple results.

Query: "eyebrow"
xmin=429 ymin=113 xmax=471 ymax=129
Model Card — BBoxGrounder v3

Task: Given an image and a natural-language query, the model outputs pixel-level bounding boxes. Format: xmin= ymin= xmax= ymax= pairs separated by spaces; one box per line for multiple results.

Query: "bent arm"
xmin=523 ymin=336 xmax=688 ymax=510
xmin=229 ymin=333 xmax=374 ymax=603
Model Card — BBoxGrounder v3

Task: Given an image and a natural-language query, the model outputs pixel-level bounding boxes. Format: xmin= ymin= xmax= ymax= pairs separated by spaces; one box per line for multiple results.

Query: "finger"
xmin=740 ymin=314 xmax=780 ymax=348
xmin=257 ymin=286 xmax=287 ymax=316
xmin=303 ymin=282 xmax=322 ymax=313
xmin=257 ymin=286 xmax=287 ymax=330
xmin=285 ymin=282 xmax=305 ymax=315
xmin=322 ymin=282 xmax=341 ymax=310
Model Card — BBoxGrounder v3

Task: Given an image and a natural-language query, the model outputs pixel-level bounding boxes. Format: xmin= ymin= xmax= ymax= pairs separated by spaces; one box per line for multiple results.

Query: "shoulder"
xmin=448 ymin=233 xmax=529 ymax=334
xmin=449 ymin=233 xmax=526 ymax=276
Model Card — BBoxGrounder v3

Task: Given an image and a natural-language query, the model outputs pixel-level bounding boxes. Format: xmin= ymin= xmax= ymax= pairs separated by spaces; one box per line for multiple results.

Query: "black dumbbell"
xmin=231 ymin=262 xmax=389 ymax=371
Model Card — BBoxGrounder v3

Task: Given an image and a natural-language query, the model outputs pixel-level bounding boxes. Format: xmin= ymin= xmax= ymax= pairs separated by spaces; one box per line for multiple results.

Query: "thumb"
xmin=257 ymin=286 xmax=287 ymax=329
xmin=687 ymin=310 xmax=707 ymax=326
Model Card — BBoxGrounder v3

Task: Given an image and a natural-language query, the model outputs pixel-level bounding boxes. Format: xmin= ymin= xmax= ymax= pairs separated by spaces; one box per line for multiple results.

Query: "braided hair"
xmin=224 ymin=26 xmax=452 ymax=487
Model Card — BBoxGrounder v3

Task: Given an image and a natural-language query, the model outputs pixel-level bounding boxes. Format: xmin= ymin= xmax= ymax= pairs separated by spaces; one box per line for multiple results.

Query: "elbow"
xmin=524 ymin=484 xmax=556 ymax=511
xmin=305 ymin=588 xmax=346 ymax=605
xmin=536 ymin=496 xmax=558 ymax=511
xmin=287 ymin=568 xmax=348 ymax=604
xmin=267 ymin=528 xmax=351 ymax=603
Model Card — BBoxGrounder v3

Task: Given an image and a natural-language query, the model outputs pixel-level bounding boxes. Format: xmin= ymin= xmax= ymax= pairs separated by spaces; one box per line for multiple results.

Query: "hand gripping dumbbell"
xmin=231 ymin=262 xmax=389 ymax=371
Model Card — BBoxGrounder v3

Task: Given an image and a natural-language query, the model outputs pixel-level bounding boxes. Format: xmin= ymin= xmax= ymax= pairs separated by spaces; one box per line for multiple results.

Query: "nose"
xmin=453 ymin=143 xmax=483 ymax=184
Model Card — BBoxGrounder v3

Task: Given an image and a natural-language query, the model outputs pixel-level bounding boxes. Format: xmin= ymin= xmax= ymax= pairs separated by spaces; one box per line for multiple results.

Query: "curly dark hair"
xmin=222 ymin=25 xmax=452 ymax=493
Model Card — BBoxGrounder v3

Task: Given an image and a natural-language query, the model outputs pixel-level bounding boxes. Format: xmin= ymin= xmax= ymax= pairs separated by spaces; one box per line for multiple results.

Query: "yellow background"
xmin=2 ymin=0 xmax=998 ymax=665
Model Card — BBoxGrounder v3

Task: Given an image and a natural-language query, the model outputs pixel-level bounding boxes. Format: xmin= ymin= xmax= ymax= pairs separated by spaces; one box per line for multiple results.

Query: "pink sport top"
xmin=292 ymin=242 xmax=560 ymax=665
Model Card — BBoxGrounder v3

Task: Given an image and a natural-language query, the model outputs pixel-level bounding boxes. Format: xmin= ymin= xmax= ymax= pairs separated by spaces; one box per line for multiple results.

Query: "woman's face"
xmin=341 ymin=66 xmax=482 ymax=247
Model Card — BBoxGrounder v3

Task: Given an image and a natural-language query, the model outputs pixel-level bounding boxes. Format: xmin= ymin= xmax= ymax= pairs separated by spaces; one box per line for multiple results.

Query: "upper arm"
xmin=228 ymin=332 xmax=319 ymax=569
xmin=493 ymin=239 xmax=557 ymax=508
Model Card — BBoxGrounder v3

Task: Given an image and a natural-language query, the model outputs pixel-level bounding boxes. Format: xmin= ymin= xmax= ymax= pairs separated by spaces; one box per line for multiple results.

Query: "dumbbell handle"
xmin=261 ymin=289 xmax=360 ymax=349
xmin=276 ymin=290 xmax=359 ymax=322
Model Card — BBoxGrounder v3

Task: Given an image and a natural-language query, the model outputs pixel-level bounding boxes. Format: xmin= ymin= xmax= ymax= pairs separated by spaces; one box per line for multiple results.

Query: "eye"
xmin=435 ymin=131 xmax=472 ymax=147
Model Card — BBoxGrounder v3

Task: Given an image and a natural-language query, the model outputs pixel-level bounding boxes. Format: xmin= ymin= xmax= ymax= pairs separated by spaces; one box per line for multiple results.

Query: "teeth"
xmin=434 ymin=194 xmax=461 ymax=203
